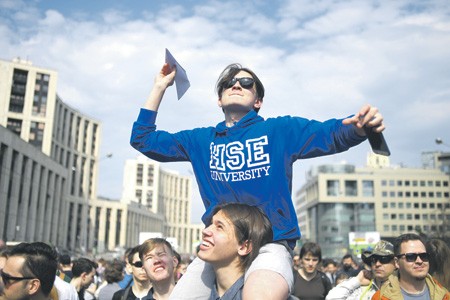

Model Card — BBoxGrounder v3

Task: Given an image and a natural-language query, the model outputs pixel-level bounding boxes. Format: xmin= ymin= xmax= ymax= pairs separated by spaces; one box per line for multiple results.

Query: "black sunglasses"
xmin=1 ymin=270 xmax=36 ymax=284
xmin=223 ymin=77 xmax=255 ymax=89
xmin=369 ymin=255 xmax=394 ymax=265
xmin=130 ymin=261 xmax=143 ymax=268
xmin=397 ymin=252 xmax=430 ymax=262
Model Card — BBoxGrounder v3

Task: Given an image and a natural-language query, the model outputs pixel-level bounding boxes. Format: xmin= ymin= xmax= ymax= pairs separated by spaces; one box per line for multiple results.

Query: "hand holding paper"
xmin=165 ymin=48 xmax=190 ymax=100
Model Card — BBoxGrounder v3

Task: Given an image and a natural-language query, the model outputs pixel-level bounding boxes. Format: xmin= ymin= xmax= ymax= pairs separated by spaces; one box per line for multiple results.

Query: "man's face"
xmin=342 ymin=257 xmax=353 ymax=269
xmin=326 ymin=263 xmax=337 ymax=274
xmin=218 ymin=70 xmax=262 ymax=114
xmin=370 ymin=256 xmax=396 ymax=282
xmin=396 ymin=240 xmax=429 ymax=282
xmin=142 ymin=244 xmax=177 ymax=283
xmin=130 ymin=253 xmax=149 ymax=283
xmin=81 ymin=268 xmax=96 ymax=289
xmin=198 ymin=210 xmax=242 ymax=267
xmin=301 ymin=252 xmax=320 ymax=275
xmin=0 ymin=256 xmax=36 ymax=300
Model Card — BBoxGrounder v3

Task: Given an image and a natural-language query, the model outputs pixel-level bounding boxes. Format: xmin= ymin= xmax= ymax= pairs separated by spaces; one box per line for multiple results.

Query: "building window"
xmin=381 ymin=180 xmax=387 ymax=186
xmin=392 ymin=225 xmax=398 ymax=231
xmin=405 ymin=180 xmax=410 ymax=186
xmin=390 ymin=202 xmax=396 ymax=208
xmin=428 ymin=192 xmax=434 ymax=198
xmin=384 ymin=225 xmax=389 ymax=231
xmin=422 ymin=214 xmax=428 ymax=220
xmin=398 ymin=202 xmax=404 ymax=209
xmin=9 ymin=69 xmax=28 ymax=113
xmin=398 ymin=191 xmax=403 ymax=197
xmin=412 ymin=180 xmax=418 ymax=186
xmin=136 ymin=164 xmax=143 ymax=186
xmin=405 ymin=191 xmax=411 ymax=198
xmin=399 ymin=213 xmax=405 ymax=220
xmin=397 ymin=180 xmax=403 ymax=186
xmin=29 ymin=121 xmax=45 ymax=149
xmin=390 ymin=191 xmax=396 ymax=197
xmin=389 ymin=180 xmax=395 ymax=186
xmin=427 ymin=181 xmax=433 ymax=187
xmin=362 ymin=180 xmax=374 ymax=197
xmin=32 ymin=72 xmax=49 ymax=116
xmin=436 ymin=181 xmax=441 ymax=187
xmin=414 ymin=214 xmax=420 ymax=220
xmin=383 ymin=213 xmax=389 ymax=220
xmin=391 ymin=214 xmax=397 ymax=219
xmin=345 ymin=180 xmax=357 ymax=196
xmin=407 ymin=214 xmax=412 ymax=220
xmin=400 ymin=225 xmax=405 ymax=231
xmin=382 ymin=202 xmax=388 ymax=208
xmin=327 ymin=180 xmax=340 ymax=196
xmin=7 ymin=118 xmax=22 ymax=135
xmin=382 ymin=191 xmax=388 ymax=197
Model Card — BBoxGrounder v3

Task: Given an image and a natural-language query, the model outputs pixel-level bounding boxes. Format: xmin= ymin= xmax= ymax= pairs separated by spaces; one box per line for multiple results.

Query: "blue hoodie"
xmin=131 ymin=109 xmax=366 ymax=248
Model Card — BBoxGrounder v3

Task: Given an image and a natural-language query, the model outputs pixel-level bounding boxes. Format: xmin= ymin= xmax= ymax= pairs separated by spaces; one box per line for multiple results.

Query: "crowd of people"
xmin=1 ymin=224 xmax=450 ymax=300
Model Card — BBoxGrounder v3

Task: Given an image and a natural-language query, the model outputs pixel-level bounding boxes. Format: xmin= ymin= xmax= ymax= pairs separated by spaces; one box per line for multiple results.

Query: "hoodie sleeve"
xmin=130 ymin=108 xmax=192 ymax=162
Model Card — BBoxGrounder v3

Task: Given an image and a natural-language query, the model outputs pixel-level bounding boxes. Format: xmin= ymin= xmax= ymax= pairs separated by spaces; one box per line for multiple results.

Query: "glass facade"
xmin=311 ymin=202 xmax=375 ymax=258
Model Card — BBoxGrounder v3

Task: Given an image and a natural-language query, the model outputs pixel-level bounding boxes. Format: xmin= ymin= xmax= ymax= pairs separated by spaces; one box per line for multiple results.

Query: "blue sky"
xmin=1 ymin=0 xmax=450 ymax=222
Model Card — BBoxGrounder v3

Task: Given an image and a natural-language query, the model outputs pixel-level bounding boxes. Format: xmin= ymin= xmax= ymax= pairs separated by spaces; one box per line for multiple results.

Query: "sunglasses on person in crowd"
xmin=130 ymin=261 xmax=143 ymax=268
xmin=0 ymin=269 xmax=36 ymax=285
xmin=224 ymin=77 xmax=255 ymax=89
xmin=396 ymin=252 xmax=430 ymax=262
xmin=369 ymin=255 xmax=394 ymax=265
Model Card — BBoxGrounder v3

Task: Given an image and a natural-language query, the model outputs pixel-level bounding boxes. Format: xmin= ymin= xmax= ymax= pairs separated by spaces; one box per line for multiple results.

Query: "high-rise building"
xmin=296 ymin=153 xmax=450 ymax=258
xmin=122 ymin=155 xmax=203 ymax=253
xmin=0 ymin=57 xmax=101 ymax=251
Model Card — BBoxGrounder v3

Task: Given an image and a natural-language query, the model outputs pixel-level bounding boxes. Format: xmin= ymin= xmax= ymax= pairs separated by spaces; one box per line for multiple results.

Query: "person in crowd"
xmin=131 ymin=60 xmax=386 ymax=300
xmin=58 ymin=254 xmax=73 ymax=281
xmin=70 ymin=257 xmax=97 ymax=300
xmin=53 ymin=275 xmax=78 ymax=300
xmin=139 ymin=238 xmax=179 ymax=300
xmin=326 ymin=240 xmax=396 ymax=300
xmin=113 ymin=245 xmax=152 ymax=300
xmin=0 ymin=242 xmax=58 ymax=300
xmin=427 ymin=238 xmax=450 ymax=291
xmin=335 ymin=273 xmax=349 ymax=286
xmin=197 ymin=203 xmax=273 ymax=299
xmin=0 ymin=248 xmax=8 ymax=295
xmin=293 ymin=254 xmax=301 ymax=272
xmin=97 ymin=260 xmax=124 ymax=300
xmin=337 ymin=254 xmax=360 ymax=278
xmin=174 ymin=261 xmax=187 ymax=284
xmin=292 ymin=242 xmax=332 ymax=299
xmin=372 ymin=233 xmax=450 ymax=300
xmin=119 ymin=248 xmax=134 ymax=289
xmin=323 ymin=259 xmax=338 ymax=287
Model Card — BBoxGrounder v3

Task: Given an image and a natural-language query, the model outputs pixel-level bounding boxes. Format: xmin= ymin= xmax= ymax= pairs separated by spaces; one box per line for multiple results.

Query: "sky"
xmin=1 ymin=0 xmax=450 ymax=223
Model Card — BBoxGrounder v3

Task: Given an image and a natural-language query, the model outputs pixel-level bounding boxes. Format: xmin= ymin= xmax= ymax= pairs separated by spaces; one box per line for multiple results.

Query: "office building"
xmin=122 ymin=156 xmax=203 ymax=253
xmin=296 ymin=153 xmax=450 ymax=258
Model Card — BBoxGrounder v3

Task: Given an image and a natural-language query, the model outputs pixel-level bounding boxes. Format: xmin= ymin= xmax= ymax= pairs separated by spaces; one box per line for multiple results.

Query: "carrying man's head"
xmin=198 ymin=203 xmax=273 ymax=272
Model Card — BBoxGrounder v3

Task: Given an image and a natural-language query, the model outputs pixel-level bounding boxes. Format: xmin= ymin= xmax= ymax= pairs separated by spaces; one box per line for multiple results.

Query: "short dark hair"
xmin=8 ymin=242 xmax=58 ymax=296
xmin=215 ymin=63 xmax=265 ymax=112
xmin=394 ymin=233 xmax=426 ymax=255
xmin=127 ymin=245 xmax=141 ymax=264
xmin=59 ymin=254 xmax=71 ymax=265
xmin=342 ymin=254 xmax=354 ymax=262
xmin=72 ymin=257 xmax=97 ymax=278
xmin=212 ymin=203 xmax=273 ymax=271
xmin=103 ymin=260 xmax=124 ymax=283
xmin=300 ymin=242 xmax=322 ymax=262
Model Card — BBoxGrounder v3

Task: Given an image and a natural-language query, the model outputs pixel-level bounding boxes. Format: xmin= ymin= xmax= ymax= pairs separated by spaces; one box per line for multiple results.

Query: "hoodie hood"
xmin=215 ymin=110 xmax=264 ymax=135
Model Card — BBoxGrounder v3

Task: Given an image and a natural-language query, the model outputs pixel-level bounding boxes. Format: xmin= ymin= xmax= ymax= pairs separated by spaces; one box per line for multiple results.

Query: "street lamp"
xmin=435 ymin=138 xmax=450 ymax=148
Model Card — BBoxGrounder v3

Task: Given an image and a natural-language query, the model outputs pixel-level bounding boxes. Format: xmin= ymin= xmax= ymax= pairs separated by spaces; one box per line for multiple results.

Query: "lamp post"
xmin=435 ymin=138 xmax=450 ymax=148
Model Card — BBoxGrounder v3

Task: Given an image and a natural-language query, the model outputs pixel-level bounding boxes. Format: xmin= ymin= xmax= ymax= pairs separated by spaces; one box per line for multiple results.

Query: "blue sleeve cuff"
xmin=137 ymin=108 xmax=157 ymax=124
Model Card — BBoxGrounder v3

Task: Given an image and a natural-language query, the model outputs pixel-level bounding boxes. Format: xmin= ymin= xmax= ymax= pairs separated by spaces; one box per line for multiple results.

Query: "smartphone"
xmin=363 ymin=126 xmax=391 ymax=156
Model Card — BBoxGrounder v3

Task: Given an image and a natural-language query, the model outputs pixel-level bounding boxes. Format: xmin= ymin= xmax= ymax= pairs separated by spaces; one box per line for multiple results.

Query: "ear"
xmin=218 ymin=98 xmax=222 ymax=108
xmin=27 ymin=278 xmax=41 ymax=295
xmin=237 ymin=240 xmax=253 ymax=257
xmin=173 ymin=256 xmax=179 ymax=268
xmin=394 ymin=257 xmax=400 ymax=269
xmin=253 ymin=98 xmax=262 ymax=110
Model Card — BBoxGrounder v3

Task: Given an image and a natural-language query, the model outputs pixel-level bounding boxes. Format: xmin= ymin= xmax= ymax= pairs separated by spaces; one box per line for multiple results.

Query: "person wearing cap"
xmin=372 ymin=233 xmax=450 ymax=300
xmin=326 ymin=240 xmax=397 ymax=300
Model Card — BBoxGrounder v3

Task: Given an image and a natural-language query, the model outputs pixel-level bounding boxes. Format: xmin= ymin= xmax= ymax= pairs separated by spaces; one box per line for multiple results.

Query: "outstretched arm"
xmin=144 ymin=63 xmax=176 ymax=111
xmin=342 ymin=104 xmax=385 ymax=136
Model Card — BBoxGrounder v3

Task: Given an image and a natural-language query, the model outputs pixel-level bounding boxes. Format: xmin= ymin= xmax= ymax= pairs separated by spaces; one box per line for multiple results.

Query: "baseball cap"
xmin=362 ymin=240 xmax=394 ymax=265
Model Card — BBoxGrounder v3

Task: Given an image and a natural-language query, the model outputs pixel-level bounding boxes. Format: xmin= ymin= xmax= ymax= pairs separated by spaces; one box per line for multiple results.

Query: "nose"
xmin=202 ymin=226 xmax=212 ymax=237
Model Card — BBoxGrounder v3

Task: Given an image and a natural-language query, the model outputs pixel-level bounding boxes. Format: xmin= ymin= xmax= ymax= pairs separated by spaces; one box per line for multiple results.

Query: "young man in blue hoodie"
xmin=130 ymin=62 xmax=385 ymax=299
